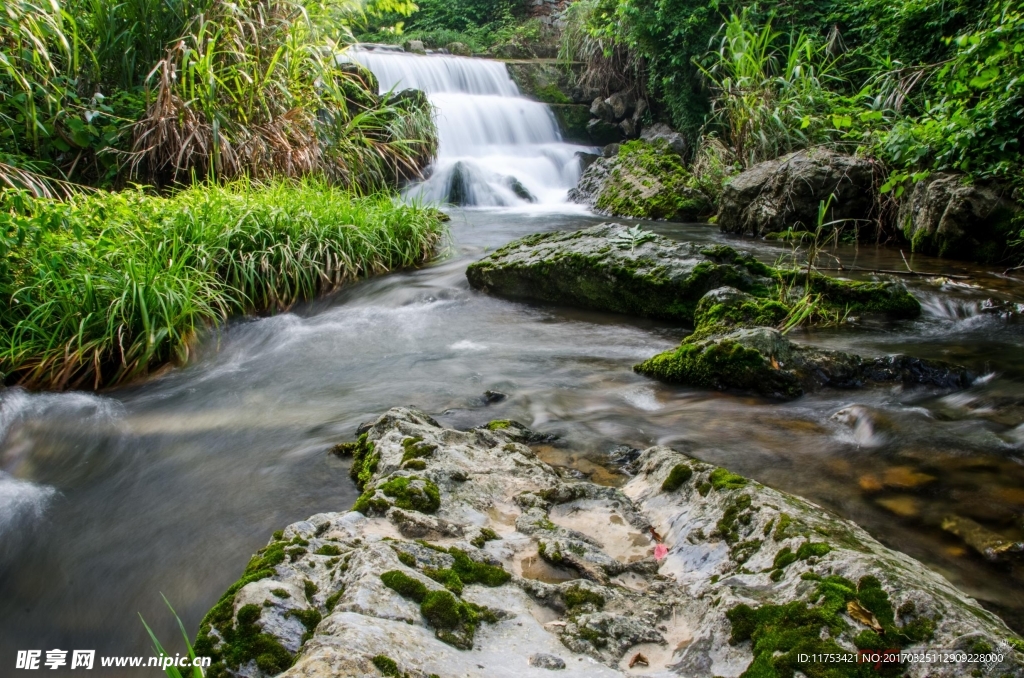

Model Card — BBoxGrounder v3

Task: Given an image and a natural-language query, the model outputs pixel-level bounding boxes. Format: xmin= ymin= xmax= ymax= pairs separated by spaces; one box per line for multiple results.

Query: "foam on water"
xmin=349 ymin=47 xmax=593 ymax=207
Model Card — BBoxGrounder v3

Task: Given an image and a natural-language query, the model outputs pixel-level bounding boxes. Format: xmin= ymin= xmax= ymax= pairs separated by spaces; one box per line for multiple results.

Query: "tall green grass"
xmin=0 ymin=180 xmax=446 ymax=390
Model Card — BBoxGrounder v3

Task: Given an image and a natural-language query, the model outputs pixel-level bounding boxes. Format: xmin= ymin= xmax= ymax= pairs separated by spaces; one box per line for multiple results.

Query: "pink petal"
xmin=654 ymin=544 xmax=669 ymax=561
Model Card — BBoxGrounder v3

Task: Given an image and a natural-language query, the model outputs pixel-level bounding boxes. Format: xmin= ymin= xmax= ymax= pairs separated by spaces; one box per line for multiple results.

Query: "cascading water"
xmin=350 ymin=46 xmax=593 ymax=207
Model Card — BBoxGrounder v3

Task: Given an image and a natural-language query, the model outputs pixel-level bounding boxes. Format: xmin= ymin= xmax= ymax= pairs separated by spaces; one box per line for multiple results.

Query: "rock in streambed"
xmin=197 ymin=408 xmax=1023 ymax=677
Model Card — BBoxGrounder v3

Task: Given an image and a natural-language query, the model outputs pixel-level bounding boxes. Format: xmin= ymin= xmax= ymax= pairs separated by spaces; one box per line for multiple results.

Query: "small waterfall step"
xmin=350 ymin=47 xmax=594 ymax=207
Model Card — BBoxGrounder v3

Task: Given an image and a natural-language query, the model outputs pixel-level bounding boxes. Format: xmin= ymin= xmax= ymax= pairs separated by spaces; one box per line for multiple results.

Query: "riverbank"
xmin=0 ymin=181 xmax=447 ymax=390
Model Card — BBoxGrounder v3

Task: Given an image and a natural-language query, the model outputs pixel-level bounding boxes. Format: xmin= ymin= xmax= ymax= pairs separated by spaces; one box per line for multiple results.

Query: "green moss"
xmin=403 ymin=459 xmax=427 ymax=470
xmin=315 ymin=544 xmax=342 ymax=556
xmin=377 ymin=476 xmax=441 ymax=514
xmin=533 ymin=83 xmax=572 ymax=104
xmin=772 ymin=542 xmax=831 ymax=571
xmin=662 ymin=463 xmax=694 ymax=492
xmin=401 ymin=436 xmax=437 ymax=464
xmin=690 ymin=296 xmax=790 ymax=341
xmin=447 ymin=547 xmax=512 ymax=586
xmin=635 ymin=338 xmax=803 ymax=399
xmin=595 ymin=139 xmax=712 ymax=221
xmin=341 ymin=434 xmax=379 ymax=491
xmin=485 ymin=419 xmax=513 ymax=430
xmin=397 ymin=551 xmax=417 ymax=567
xmin=325 ymin=589 xmax=344 ymax=612
xmin=271 ymin=588 xmax=290 ymax=599
xmin=538 ymin=541 xmax=563 ymax=565
xmin=732 ymin=539 xmax=763 ymax=564
xmin=470 ymin=527 xmax=501 ymax=549
xmin=303 ymin=579 xmax=318 ymax=602
xmin=717 ymin=494 xmax=754 ymax=544
xmin=697 ymin=481 xmax=712 ymax=496
xmin=286 ymin=607 xmax=322 ymax=643
xmin=727 ymin=574 xmax=936 ymax=678
xmin=424 ymin=567 xmax=465 ymax=595
xmin=272 ymin=530 xmax=284 ymax=540
xmin=774 ymin=514 xmax=793 ymax=541
xmin=381 ymin=570 xmax=429 ymax=602
xmin=710 ymin=468 xmax=749 ymax=490
xmin=775 ymin=270 xmax=921 ymax=319
xmin=576 ymin=624 xmax=609 ymax=648
xmin=421 ymin=590 xmax=463 ymax=628
xmin=372 ymin=654 xmax=402 ymax=677
xmin=563 ymin=585 xmax=605 ymax=609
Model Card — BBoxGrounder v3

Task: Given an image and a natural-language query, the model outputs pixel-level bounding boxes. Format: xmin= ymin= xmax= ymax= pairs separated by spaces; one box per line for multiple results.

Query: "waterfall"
xmin=350 ymin=46 xmax=592 ymax=207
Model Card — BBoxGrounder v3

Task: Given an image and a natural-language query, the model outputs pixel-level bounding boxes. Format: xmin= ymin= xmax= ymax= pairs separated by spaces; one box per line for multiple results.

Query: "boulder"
xmin=195 ymin=407 xmax=1024 ymax=678
xmin=639 ymin=122 xmax=686 ymax=156
xmin=467 ymin=225 xmax=921 ymax=326
xmin=585 ymin=118 xmax=620 ymax=146
xmin=635 ymin=285 xmax=962 ymax=399
xmin=445 ymin=41 xmax=472 ymax=57
xmin=898 ymin=172 xmax=1021 ymax=263
xmin=466 ymin=224 xmax=774 ymax=323
xmin=604 ymin=91 xmax=634 ymax=120
xmin=568 ymin=139 xmax=711 ymax=221
xmin=589 ymin=97 xmax=614 ymax=122
xmin=718 ymin=148 xmax=877 ymax=237
xmin=403 ymin=39 xmax=426 ymax=55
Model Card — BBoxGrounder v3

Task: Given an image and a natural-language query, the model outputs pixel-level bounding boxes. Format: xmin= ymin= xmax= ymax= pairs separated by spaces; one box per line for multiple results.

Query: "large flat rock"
xmin=466 ymin=224 xmax=773 ymax=323
xmin=197 ymin=408 xmax=1023 ymax=678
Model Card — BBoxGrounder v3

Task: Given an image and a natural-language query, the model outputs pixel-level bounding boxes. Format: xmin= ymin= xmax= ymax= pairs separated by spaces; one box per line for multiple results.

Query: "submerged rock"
xmin=636 ymin=324 xmax=972 ymax=399
xmin=899 ymin=172 xmax=1021 ymax=263
xmin=718 ymin=148 xmax=877 ymax=237
xmin=635 ymin=286 xmax=967 ymax=399
xmin=569 ymin=139 xmax=711 ymax=221
xmin=466 ymin=224 xmax=773 ymax=323
xmin=197 ymin=408 xmax=1024 ymax=677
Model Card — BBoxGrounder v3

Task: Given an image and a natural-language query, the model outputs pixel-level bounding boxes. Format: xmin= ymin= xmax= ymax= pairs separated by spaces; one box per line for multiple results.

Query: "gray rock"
xmin=465 ymin=224 xmax=771 ymax=323
xmin=403 ymin=39 xmax=426 ymax=54
xmin=639 ymin=122 xmax=686 ymax=156
xmin=601 ymin=143 xmax=619 ymax=158
xmin=718 ymin=148 xmax=877 ymax=236
xmin=529 ymin=653 xmax=567 ymax=669
xmin=605 ymin=91 xmax=634 ymax=120
xmin=197 ymin=408 xmax=1024 ymax=677
xmin=446 ymin=41 xmax=472 ymax=56
xmin=574 ymin=151 xmax=600 ymax=174
xmin=898 ymin=172 xmax=1021 ymax=262
xmin=590 ymin=97 xmax=614 ymax=122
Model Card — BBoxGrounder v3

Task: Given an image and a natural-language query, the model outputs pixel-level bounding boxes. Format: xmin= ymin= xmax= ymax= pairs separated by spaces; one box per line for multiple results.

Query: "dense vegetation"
xmin=0 ymin=181 xmax=445 ymax=389
xmin=358 ymin=0 xmax=544 ymax=54
xmin=562 ymin=0 xmax=1023 ymax=251
xmin=1 ymin=0 xmax=447 ymax=390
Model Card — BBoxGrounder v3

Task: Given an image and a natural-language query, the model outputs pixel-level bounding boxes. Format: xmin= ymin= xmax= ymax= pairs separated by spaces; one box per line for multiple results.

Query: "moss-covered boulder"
xmin=898 ymin=172 xmax=1022 ymax=263
xmin=636 ymin=288 xmax=970 ymax=399
xmin=569 ymin=139 xmax=712 ymax=221
xmin=466 ymin=224 xmax=773 ymax=323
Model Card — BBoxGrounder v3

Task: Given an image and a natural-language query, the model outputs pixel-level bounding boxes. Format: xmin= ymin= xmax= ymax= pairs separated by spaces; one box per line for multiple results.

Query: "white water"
xmin=350 ymin=47 xmax=592 ymax=207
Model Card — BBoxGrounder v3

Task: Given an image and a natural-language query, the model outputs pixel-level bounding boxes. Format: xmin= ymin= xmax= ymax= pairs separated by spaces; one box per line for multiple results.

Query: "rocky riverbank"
xmin=196 ymin=408 xmax=1024 ymax=677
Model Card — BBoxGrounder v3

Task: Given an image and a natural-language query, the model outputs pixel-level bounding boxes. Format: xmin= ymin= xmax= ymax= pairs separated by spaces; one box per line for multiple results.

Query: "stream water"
xmin=2 ymin=52 xmax=1024 ymax=676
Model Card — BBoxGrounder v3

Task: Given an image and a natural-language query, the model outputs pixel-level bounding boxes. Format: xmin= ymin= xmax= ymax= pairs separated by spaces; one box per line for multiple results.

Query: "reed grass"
xmin=0 ymin=180 xmax=446 ymax=390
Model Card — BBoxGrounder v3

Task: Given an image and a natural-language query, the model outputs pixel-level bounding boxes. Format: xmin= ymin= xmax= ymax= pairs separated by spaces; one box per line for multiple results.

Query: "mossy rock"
xmin=591 ymin=139 xmax=712 ymax=221
xmin=466 ymin=224 xmax=772 ymax=324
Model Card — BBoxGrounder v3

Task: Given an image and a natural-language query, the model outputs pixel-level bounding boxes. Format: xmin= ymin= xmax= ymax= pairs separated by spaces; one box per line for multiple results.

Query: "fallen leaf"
xmin=649 ymin=527 xmax=663 ymax=543
xmin=847 ymin=600 xmax=883 ymax=632
xmin=629 ymin=652 xmax=649 ymax=668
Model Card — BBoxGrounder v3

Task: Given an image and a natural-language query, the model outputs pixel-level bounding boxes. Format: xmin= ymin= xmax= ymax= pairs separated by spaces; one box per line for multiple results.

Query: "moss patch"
xmin=636 ymin=339 xmax=803 ymax=399
xmin=563 ymin=585 xmax=605 ymax=609
xmin=470 ymin=527 xmax=501 ymax=549
xmin=381 ymin=569 xmax=499 ymax=650
xmin=594 ymin=139 xmax=712 ymax=221
xmin=662 ymin=463 xmax=694 ymax=492
xmin=727 ymin=575 xmax=936 ymax=678
xmin=485 ymin=419 xmax=513 ymax=430
xmin=355 ymin=475 xmax=441 ymax=515
xmin=337 ymin=434 xmax=378 ymax=491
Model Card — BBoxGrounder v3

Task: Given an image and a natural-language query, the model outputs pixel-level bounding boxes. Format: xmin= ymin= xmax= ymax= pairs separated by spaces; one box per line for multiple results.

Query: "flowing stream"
xmin=2 ymin=52 xmax=1024 ymax=675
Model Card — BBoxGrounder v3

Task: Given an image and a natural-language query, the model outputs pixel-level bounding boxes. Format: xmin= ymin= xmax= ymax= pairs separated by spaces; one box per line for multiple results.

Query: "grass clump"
xmin=662 ymin=463 xmax=694 ymax=492
xmin=0 ymin=182 xmax=446 ymax=390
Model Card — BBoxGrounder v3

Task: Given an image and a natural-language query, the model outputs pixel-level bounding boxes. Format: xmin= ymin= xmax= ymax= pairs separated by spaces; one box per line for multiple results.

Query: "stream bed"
xmin=1 ymin=206 xmax=1023 ymax=673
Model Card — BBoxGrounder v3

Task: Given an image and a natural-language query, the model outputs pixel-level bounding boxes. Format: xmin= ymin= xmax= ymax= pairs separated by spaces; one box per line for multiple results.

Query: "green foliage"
xmin=0 ymin=181 xmax=445 ymax=389
xmin=661 ymin=463 xmax=694 ymax=492
xmin=139 ymin=595 xmax=207 ymax=678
